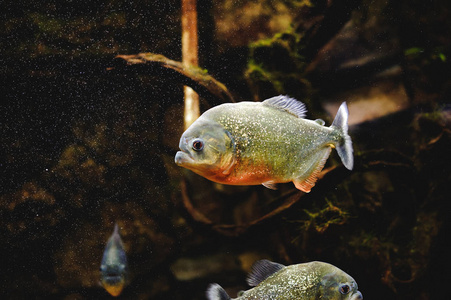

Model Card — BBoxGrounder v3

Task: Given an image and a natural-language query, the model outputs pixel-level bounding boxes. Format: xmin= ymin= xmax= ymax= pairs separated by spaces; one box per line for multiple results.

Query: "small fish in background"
xmin=175 ymin=95 xmax=353 ymax=192
xmin=100 ymin=223 xmax=129 ymax=297
xmin=207 ymin=259 xmax=363 ymax=300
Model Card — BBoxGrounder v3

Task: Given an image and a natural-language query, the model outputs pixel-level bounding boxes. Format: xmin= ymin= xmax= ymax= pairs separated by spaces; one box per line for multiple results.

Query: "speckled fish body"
xmin=100 ymin=223 xmax=128 ymax=297
xmin=175 ymin=95 xmax=353 ymax=192
xmin=207 ymin=260 xmax=363 ymax=300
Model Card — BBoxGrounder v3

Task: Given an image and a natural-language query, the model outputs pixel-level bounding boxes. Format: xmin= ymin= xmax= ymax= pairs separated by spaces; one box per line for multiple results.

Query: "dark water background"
xmin=1 ymin=0 xmax=451 ymax=299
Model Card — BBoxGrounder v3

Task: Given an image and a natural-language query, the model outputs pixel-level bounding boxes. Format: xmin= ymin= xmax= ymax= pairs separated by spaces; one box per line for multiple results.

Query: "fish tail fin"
xmin=331 ymin=102 xmax=353 ymax=170
xmin=206 ymin=283 xmax=232 ymax=300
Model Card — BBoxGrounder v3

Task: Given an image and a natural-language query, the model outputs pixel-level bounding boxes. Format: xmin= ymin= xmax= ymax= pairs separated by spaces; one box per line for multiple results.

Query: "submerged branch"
xmin=112 ymin=53 xmax=235 ymax=105
xmin=181 ymin=150 xmax=414 ymax=236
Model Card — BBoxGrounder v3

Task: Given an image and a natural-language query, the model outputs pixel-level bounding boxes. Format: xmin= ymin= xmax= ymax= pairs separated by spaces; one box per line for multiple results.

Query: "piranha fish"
xmin=175 ymin=95 xmax=353 ymax=192
xmin=100 ymin=223 xmax=129 ymax=297
xmin=207 ymin=259 xmax=363 ymax=300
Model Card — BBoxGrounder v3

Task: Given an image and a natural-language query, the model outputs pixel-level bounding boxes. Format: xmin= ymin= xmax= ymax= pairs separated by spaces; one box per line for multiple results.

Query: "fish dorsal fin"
xmin=262 ymin=95 xmax=307 ymax=118
xmin=246 ymin=259 xmax=285 ymax=287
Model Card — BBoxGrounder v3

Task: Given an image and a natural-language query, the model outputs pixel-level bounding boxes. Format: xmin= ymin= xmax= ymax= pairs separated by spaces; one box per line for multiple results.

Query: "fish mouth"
xmin=101 ymin=273 xmax=125 ymax=286
xmin=350 ymin=291 xmax=363 ymax=300
xmin=175 ymin=150 xmax=194 ymax=166
xmin=175 ymin=136 xmax=194 ymax=167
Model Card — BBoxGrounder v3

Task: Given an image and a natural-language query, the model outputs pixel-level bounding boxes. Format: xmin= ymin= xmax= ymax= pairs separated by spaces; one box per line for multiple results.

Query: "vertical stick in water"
xmin=181 ymin=0 xmax=200 ymax=130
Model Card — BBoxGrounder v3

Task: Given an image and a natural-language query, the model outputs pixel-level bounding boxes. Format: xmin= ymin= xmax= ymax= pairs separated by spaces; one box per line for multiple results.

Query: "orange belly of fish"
xmin=213 ymin=165 xmax=281 ymax=186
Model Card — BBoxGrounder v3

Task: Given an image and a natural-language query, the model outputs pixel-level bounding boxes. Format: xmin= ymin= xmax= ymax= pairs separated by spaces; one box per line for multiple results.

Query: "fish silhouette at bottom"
xmin=100 ymin=223 xmax=129 ymax=297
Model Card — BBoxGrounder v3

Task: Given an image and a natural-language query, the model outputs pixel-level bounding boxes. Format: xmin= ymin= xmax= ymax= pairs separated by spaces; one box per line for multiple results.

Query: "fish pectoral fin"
xmin=221 ymin=155 xmax=236 ymax=176
xmin=293 ymin=147 xmax=332 ymax=193
xmin=262 ymin=181 xmax=277 ymax=190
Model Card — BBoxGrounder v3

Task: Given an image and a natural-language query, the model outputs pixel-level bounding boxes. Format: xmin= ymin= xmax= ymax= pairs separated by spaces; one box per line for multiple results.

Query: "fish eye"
xmin=339 ymin=284 xmax=351 ymax=294
xmin=192 ymin=139 xmax=204 ymax=151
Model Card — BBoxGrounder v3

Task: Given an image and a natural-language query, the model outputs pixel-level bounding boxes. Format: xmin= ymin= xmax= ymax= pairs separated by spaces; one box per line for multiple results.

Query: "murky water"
xmin=1 ymin=1 xmax=450 ymax=299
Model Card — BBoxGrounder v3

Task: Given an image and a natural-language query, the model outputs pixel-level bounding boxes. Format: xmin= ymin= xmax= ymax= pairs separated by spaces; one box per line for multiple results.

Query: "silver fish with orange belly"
xmin=175 ymin=95 xmax=353 ymax=192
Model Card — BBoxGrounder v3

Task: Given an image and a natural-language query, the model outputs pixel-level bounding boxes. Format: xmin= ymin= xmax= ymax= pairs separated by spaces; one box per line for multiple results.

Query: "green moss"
xmin=298 ymin=200 xmax=350 ymax=234
xmin=192 ymin=66 xmax=209 ymax=75
xmin=245 ymin=64 xmax=285 ymax=94
xmin=419 ymin=110 xmax=447 ymax=124
xmin=245 ymin=27 xmax=312 ymax=104
xmin=404 ymin=45 xmax=449 ymax=65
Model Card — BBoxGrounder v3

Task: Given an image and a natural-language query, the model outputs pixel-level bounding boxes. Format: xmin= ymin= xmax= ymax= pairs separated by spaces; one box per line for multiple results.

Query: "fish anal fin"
xmin=246 ymin=259 xmax=285 ymax=287
xmin=294 ymin=181 xmax=314 ymax=193
xmin=293 ymin=148 xmax=332 ymax=193
xmin=262 ymin=182 xmax=277 ymax=190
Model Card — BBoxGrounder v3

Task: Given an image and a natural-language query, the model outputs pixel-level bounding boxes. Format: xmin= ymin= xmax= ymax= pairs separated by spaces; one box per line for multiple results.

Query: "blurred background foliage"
xmin=1 ymin=0 xmax=450 ymax=299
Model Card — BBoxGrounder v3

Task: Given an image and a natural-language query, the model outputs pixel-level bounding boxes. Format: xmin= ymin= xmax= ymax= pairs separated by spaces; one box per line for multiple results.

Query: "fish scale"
xmin=206 ymin=260 xmax=363 ymax=300
xmin=205 ymin=103 xmax=333 ymax=181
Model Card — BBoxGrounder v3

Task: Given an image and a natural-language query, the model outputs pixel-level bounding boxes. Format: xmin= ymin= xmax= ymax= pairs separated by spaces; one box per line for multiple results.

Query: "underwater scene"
xmin=1 ymin=0 xmax=450 ymax=299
